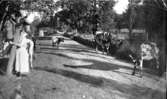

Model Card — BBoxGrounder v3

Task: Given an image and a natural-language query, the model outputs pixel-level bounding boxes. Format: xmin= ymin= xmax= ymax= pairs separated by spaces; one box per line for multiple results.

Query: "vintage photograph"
xmin=0 ymin=0 xmax=166 ymax=99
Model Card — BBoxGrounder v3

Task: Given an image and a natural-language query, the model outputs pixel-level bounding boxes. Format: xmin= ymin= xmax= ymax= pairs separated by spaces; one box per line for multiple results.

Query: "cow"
xmin=94 ymin=32 xmax=112 ymax=54
xmin=94 ymin=32 xmax=124 ymax=55
xmin=94 ymin=33 xmax=104 ymax=52
xmin=51 ymin=36 xmax=64 ymax=49
xmin=129 ymin=42 xmax=159 ymax=77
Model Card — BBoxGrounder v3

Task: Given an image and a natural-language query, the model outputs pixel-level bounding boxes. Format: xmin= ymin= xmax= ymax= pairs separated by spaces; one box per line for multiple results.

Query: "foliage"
xmin=98 ymin=0 xmax=116 ymax=32
xmin=142 ymin=0 xmax=166 ymax=38
xmin=57 ymin=0 xmax=116 ymax=33
xmin=22 ymin=0 xmax=61 ymax=26
xmin=120 ymin=0 xmax=166 ymax=39
xmin=118 ymin=0 xmax=167 ymax=75
xmin=58 ymin=0 xmax=92 ymax=32
xmin=0 ymin=0 xmax=21 ymax=31
xmin=23 ymin=0 xmax=60 ymax=12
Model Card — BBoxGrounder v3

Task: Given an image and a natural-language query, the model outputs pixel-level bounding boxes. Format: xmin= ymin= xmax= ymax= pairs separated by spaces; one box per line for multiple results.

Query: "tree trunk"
xmin=0 ymin=12 xmax=7 ymax=31
xmin=159 ymin=10 xmax=166 ymax=76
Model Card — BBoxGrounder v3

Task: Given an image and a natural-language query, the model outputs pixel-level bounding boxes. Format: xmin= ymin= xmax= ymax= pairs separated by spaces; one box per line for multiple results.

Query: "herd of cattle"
xmin=93 ymin=32 xmax=159 ymax=77
xmin=1 ymin=31 xmax=160 ymax=78
xmin=34 ymin=32 xmax=159 ymax=77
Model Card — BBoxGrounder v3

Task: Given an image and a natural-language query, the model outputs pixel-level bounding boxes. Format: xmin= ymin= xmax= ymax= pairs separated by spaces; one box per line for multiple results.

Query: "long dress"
xmin=15 ymin=32 xmax=34 ymax=74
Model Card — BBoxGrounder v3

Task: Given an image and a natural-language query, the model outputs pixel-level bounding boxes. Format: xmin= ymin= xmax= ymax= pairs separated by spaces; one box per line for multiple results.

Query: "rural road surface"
xmin=0 ymin=35 xmax=166 ymax=99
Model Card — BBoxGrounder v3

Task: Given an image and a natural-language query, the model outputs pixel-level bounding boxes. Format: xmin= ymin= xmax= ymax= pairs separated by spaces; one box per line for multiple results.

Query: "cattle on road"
xmin=52 ymin=36 xmax=64 ymax=49
xmin=129 ymin=42 xmax=159 ymax=77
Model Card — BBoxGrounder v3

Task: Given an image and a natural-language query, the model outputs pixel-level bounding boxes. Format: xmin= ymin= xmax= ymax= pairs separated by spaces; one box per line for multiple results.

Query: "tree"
xmin=0 ymin=0 xmax=22 ymax=76
xmin=59 ymin=0 xmax=92 ymax=32
xmin=121 ymin=0 xmax=167 ymax=76
xmin=142 ymin=0 xmax=166 ymax=76
xmin=0 ymin=0 xmax=21 ymax=31
xmin=0 ymin=0 xmax=61 ymax=76
xmin=57 ymin=0 xmax=116 ymax=34
xmin=98 ymin=0 xmax=116 ymax=32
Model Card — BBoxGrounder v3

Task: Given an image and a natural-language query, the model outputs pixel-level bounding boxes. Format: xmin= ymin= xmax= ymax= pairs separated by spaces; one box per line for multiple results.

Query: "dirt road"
xmin=0 ymin=36 xmax=166 ymax=99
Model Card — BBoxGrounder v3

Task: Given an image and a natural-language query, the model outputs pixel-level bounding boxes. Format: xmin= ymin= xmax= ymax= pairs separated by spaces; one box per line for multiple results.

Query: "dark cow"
xmin=94 ymin=32 xmax=111 ymax=54
xmin=94 ymin=33 xmax=104 ymax=52
xmin=94 ymin=32 xmax=124 ymax=55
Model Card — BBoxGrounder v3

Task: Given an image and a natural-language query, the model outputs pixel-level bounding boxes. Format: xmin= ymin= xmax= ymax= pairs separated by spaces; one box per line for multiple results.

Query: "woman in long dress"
xmin=12 ymin=24 xmax=34 ymax=76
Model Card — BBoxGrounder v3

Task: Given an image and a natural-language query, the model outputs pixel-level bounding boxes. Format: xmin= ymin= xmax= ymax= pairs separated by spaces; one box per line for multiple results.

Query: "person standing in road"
xmin=11 ymin=23 xmax=34 ymax=77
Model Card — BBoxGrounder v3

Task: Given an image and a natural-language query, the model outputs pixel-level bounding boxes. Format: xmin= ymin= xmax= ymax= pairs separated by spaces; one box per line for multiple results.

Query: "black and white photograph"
xmin=0 ymin=0 xmax=166 ymax=99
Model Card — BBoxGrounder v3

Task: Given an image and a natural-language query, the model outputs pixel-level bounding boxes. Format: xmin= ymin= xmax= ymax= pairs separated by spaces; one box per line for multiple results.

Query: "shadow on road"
xmin=36 ymin=51 xmax=76 ymax=60
xmin=63 ymin=61 xmax=159 ymax=77
xmin=64 ymin=60 xmax=133 ymax=71
xmin=63 ymin=63 xmax=138 ymax=77
xmin=36 ymin=51 xmax=133 ymax=71
xmin=34 ymin=66 xmax=103 ymax=87
xmin=40 ymin=47 xmax=96 ymax=54
xmin=39 ymin=43 xmax=96 ymax=53
xmin=0 ymin=58 xmax=8 ymax=75
xmin=37 ymin=50 xmax=159 ymax=76
xmin=34 ymin=66 xmax=165 ymax=99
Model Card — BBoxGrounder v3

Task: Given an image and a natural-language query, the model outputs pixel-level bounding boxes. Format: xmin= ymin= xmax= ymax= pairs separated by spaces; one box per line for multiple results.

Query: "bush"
xmin=115 ymin=40 xmax=141 ymax=61
xmin=73 ymin=36 xmax=96 ymax=48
